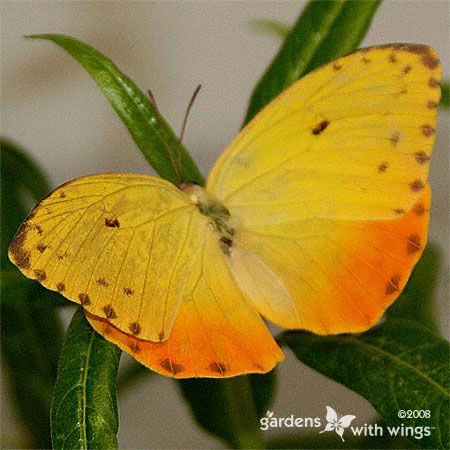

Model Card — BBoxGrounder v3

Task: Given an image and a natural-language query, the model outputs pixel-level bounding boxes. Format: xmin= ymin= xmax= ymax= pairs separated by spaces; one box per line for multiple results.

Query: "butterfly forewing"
xmin=208 ymin=44 xmax=441 ymax=222
xmin=8 ymin=174 xmax=200 ymax=342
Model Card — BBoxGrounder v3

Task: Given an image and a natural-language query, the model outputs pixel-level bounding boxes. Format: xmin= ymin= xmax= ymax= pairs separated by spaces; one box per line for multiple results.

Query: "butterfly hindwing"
xmin=86 ymin=219 xmax=283 ymax=378
xmin=228 ymin=188 xmax=430 ymax=334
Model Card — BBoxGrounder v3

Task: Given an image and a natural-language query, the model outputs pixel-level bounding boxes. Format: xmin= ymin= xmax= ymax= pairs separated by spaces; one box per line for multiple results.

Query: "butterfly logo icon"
xmin=319 ymin=406 xmax=356 ymax=442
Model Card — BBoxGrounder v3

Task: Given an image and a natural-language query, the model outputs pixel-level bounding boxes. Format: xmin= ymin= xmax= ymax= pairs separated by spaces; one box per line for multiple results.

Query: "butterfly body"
xmin=9 ymin=44 xmax=441 ymax=377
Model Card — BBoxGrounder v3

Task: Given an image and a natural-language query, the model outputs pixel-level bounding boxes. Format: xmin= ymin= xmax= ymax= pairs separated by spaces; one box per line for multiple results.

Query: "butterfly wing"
xmin=207 ymin=44 xmax=439 ymax=334
xmin=208 ymin=44 xmax=441 ymax=222
xmin=86 ymin=214 xmax=283 ymax=378
xmin=8 ymin=173 xmax=199 ymax=342
xmin=228 ymin=188 xmax=430 ymax=333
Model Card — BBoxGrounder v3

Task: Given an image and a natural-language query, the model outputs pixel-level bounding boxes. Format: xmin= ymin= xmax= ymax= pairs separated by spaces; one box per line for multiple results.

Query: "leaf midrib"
xmin=59 ymin=330 xmax=94 ymax=449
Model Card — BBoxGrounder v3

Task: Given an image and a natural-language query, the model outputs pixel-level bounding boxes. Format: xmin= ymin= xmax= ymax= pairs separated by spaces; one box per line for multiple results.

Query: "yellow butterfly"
xmin=9 ymin=44 xmax=441 ymax=378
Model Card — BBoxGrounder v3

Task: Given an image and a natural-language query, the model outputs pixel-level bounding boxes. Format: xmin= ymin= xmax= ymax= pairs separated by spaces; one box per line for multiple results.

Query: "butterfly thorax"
xmin=180 ymin=183 xmax=235 ymax=255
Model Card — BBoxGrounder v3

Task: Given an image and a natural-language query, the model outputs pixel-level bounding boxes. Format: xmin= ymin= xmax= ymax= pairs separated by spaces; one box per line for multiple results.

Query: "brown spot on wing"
xmin=407 ymin=234 xmax=421 ymax=254
xmin=160 ymin=358 xmax=184 ymax=375
xmin=410 ymin=180 xmax=424 ymax=192
xmin=377 ymin=162 xmax=388 ymax=173
xmin=414 ymin=151 xmax=430 ymax=165
xmin=129 ymin=342 xmax=141 ymax=353
xmin=59 ymin=192 xmax=66 ymax=199
xmin=312 ymin=120 xmax=329 ymax=135
xmin=79 ymin=293 xmax=91 ymax=305
xmin=427 ymin=100 xmax=438 ymax=109
xmin=158 ymin=331 xmax=165 ymax=342
xmin=422 ymin=53 xmax=439 ymax=69
xmin=34 ymin=269 xmax=46 ymax=281
xmin=421 ymin=124 xmax=434 ymax=137
xmin=35 ymin=225 xmax=43 ymax=235
xmin=96 ymin=278 xmax=109 ymax=287
xmin=12 ymin=248 xmax=31 ymax=269
xmin=428 ymin=77 xmax=439 ymax=88
xmin=123 ymin=287 xmax=134 ymax=296
xmin=36 ymin=244 xmax=48 ymax=253
xmin=129 ymin=322 xmax=141 ymax=335
xmin=389 ymin=54 xmax=398 ymax=63
xmin=402 ymin=65 xmax=412 ymax=74
xmin=103 ymin=304 xmax=117 ymax=319
xmin=413 ymin=202 xmax=427 ymax=216
xmin=393 ymin=208 xmax=405 ymax=216
xmin=56 ymin=282 xmax=66 ymax=292
xmin=208 ymin=361 xmax=229 ymax=374
xmin=385 ymin=274 xmax=401 ymax=296
xmin=361 ymin=56 xmax=371 ymax=64
xmin=105 ymin=218 xmax=120 ymax=228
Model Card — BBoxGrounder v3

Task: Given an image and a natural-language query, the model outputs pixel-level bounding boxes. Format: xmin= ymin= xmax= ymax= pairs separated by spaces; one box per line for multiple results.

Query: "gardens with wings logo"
xmin=259 ymin=405 xmax=434 ymax=442
xmin=319 ymin=406 xmax=356 ymax=442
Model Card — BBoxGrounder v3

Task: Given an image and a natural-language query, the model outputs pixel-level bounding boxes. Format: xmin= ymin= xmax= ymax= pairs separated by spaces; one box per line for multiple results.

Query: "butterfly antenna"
xmin=147 ymin=88 xmax=182 ymax=183
xmin=180 ymin=84 xmax=202 ymax=143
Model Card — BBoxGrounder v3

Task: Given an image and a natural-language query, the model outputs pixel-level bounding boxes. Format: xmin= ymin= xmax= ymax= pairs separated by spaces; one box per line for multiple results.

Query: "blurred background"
xmin=1 ymin=1 xmax=448 ymax=448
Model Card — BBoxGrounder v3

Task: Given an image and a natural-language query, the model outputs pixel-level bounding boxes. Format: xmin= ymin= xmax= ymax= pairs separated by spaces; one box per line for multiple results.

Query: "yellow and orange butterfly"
xmin=9 ymin=44 xmax=441 ymax=378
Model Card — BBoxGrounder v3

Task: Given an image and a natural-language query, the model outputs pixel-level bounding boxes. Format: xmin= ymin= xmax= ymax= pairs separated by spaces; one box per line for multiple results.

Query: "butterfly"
xmin=320 ymin=406 xmax=356 ymax=442
xmin=9 ymin=44 xmax=441 ymax=378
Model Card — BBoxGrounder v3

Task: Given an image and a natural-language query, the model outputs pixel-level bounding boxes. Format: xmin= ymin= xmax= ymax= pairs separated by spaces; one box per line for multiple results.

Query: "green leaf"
xmin=386 ymin=244 xmax=441 ymax=333
xmin=179 ymin=373 xmax=276 ymax=448
xmin=244 ymin=0 xmax=381 ymax=124
xmin=1 ymin=138 xmax=63 ymax=448
xmin=51 ymin=309 xmax=121 ymax=450
xmin=1 ymin=299 xmax=63 ymax=449
xmin=440 ymin=81 xmax=449 ymax=108
xmin=282 ymin=319 xmax=449 ymax=449
xmin=26 ymin=34 xmax=204 ymax=186
xmin=1 ymin=138 xmax=50 ymax=269
xmin=248 ymin=19 xmax=290 ymax=39
xmin=250 ymin=369 xmax=277 ymax=417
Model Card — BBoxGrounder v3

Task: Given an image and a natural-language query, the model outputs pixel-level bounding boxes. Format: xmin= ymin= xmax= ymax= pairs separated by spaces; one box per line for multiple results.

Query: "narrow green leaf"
xmin=1 ymin=138 xmax=50 ymax=269
xmin=1 ymin=138 xmax=63 ymax=448
xmin=51 ymin=309 xmax=121 ymax=450
xmin=244 ymin=0 xmax=381 ymax=124
xmin=179 ymin=374 xmax=273 ymax=448
xmin=1 ymin=299 xmax=63 ymax=449
xmin=440 ymin=81 xmax=449 ymax=108
xmin=26 ymin=34 xmax=204 ymax=186
xmin=250 ymin=369 xmax=277 ymax=417
xmin=386 ymin=244 xmax=441 ymax=333
xmin=1 ymin=138 xmax=50 ymax=201
xmin=305 ymin=0 xmax=382 ymax=73
xmin=248 ymin=19 xmax=290 ymax=39
xmin=282 ymin=320 xmax=449 ymax=449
